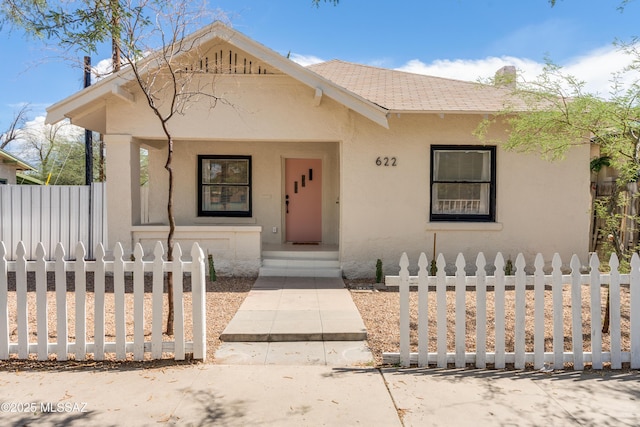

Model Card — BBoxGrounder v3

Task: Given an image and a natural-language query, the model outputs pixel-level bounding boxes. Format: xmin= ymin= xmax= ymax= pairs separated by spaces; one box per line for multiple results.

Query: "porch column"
xmin=105 ymin=134 xmax=140 ymax=253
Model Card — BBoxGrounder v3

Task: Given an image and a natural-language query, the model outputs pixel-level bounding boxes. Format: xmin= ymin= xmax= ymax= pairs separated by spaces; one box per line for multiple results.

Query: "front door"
xmin=285 ymin=158 xmax=322 ymax=242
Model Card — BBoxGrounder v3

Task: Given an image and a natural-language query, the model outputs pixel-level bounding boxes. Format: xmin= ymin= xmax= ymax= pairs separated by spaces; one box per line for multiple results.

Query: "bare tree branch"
xmin=0 ymin=104 xmax=30 ymax=149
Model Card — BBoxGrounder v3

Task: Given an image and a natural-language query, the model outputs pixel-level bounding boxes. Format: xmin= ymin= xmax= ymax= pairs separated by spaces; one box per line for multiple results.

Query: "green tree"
xmin=477 ymin=48 xmax=640 ymax=259
xmin=16 ymin=118 xmax=101 ymax=185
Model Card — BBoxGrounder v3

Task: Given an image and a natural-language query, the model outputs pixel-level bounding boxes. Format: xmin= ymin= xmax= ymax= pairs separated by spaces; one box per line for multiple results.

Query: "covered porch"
xmin=131 ymin=226 xmax=341 ymax=277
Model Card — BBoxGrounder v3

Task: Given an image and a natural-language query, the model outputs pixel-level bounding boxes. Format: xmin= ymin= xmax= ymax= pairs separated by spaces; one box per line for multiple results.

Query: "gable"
xmin=46 ymin=22 xmax=389 ymax=132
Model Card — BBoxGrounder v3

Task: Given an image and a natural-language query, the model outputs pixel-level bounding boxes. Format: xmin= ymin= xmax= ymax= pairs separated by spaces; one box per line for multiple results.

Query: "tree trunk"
xmin=165 ymin=135 xmax=175 ymax=335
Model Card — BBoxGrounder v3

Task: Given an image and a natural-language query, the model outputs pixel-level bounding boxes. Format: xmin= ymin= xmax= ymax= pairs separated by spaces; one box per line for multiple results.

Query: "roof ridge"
xmin=309 ymin=59 xmax=490 ymax=87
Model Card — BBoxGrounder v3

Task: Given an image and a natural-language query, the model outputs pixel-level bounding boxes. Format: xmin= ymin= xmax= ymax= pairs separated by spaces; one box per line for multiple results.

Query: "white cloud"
xmin=395 ymin=44 xmax=638 ymax=97
xmin=396 ymin=56 xmax=544 ymax=84
xmin=289 ymin=53 xmax=324 ymax=67
xmin=93 ymin=58 xmax=114 ymax=81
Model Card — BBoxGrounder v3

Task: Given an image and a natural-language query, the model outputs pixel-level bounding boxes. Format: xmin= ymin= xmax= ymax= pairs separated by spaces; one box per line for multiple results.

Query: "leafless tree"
xmin=117 ymin=0 xmax=225 ymax=333
xmin=0 ymin=104 xmax=30 ymax=149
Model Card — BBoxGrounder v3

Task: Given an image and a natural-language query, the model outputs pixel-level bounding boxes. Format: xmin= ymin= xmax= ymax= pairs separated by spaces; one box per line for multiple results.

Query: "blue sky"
xmin=1 ymin=0 xmax=639 ymax=130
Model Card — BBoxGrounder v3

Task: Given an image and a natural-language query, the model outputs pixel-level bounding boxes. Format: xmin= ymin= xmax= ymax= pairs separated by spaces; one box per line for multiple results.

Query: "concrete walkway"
xmin=1 ymin=275 xmax=639 ymax=426
xmin=1 ymin=362 xmax=638 ymax=426
xmin=220 ymin=276 xmax=366 ymax=342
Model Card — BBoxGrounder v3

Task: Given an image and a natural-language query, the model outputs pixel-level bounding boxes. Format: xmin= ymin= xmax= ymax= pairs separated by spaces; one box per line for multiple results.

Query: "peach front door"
xmin=285 ymin=158 xmax=322 ymax=242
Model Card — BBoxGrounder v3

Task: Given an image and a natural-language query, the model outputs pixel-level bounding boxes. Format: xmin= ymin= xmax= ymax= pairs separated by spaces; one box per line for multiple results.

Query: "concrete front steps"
xmin=259 ymin=248 xmax=341 ymax=278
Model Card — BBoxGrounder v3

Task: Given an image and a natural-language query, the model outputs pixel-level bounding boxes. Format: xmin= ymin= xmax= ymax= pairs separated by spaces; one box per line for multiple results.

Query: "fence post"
xmin=417 ymin=253 xmax=429 ymax=368
xmin=631 ymin=253 xmax=640 ymax=369
xmin=454 ymin=253 xmax=466 ymax=368
xmin=133 ymin=243 xmax=145 ymax=361
xmin=94 ymin=244 xmax=106 ymax=361
xmin=113 ymin=243 xmax=126 ymax=360
xmin=494 ymin=253 xmax=505 ymax=369
xmin=399 ymin=252 xmax=410 ymax=367
xmin=191 ymin=243 xmax=206 ymax=360
xmin=35 ymin=243 xmax=48 ymax=361
xmin=152 ymin=242 xmax=164 ymax=359
xmin=54 ymin=243 xmax=68 ymax=361
xmin=552 ymin=253 xmax=563 ymax=370
xmin=514 ymin=254 xmax=526 ymax=370
xmin=436 ymin=254 xmax=447 ymax=368
xmin=570 ymin=255 xmax=584 ymax=370
xmin=0 ymin=243 xmax=7 ymax=359
xmin=75 ymin=243 xmax=87 ymax=360
xmin=16 ymin=242 xmax=28 ymax=359
xmin=610 ymin=253 xmax=622 ymax=369
xmin=590 ymin=253 xmax=603 ymax=369
xmin=533 ymin=254 xmax=545 ymax=370
xmin=475 ymin=253 xmax=487 ymax=369
xmin=173 ymin=244 xmax=185 ymax=361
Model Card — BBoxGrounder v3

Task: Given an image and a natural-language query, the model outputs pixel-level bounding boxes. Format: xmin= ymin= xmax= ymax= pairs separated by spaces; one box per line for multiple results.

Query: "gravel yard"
xmin=0 ymin=274 xmax=632 ymax=371
xmin=0 ymin=273 xmax=254 ymax=369
xmin=346 ymin=279 xmax=632 ymax=367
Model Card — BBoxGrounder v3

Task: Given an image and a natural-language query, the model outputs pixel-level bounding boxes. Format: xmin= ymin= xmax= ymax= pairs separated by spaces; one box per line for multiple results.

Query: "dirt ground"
xmin=0 ymin=274 xmax=632 ymax=370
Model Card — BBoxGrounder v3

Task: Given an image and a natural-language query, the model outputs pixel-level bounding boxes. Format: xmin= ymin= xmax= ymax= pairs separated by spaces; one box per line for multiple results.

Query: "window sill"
xmin=426 ymin=222 xmax=503 ymax=232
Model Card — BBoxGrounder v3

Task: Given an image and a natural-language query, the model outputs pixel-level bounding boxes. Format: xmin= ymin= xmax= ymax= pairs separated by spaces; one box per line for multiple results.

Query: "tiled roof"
xmin=307 ymin=60 xmax=521 ymax=113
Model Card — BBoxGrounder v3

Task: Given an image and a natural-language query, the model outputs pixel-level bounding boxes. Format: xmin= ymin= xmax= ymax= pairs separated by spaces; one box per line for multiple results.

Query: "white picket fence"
xmin=0 ymin=240 xmax=206 ymax=362
xmin=0 ymin=184 xmax=107 ymax=260
xmin=383 ymin=252 xmax=640 ymax=370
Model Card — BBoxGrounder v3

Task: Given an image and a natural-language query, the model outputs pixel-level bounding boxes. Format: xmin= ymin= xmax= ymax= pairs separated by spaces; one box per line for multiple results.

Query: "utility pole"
xmin=84 ymin=56 xmax=93 ymax=185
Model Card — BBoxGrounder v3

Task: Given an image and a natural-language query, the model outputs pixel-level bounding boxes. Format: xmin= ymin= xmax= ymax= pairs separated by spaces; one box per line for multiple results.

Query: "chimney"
xmin=494 ymin=65 xmax=516 ymax=88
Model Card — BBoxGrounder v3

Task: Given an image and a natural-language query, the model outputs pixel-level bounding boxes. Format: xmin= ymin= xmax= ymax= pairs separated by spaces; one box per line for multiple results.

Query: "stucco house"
xmin=0 ymin=148 xmax=38 ymax=185
xmin=46 ymin=22 xmax=590 ymax=278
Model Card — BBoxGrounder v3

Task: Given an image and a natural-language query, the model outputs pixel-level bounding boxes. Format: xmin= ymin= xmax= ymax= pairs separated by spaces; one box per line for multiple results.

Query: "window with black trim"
xmin=430 ymin=146 xmax=496 ymax=222
xmin=198 ymin=155 xmax=252 ymax=217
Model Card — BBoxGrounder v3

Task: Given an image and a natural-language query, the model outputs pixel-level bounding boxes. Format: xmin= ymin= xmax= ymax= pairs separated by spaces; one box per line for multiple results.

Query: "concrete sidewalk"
xmin=1 ymin=360 xmax=638 ymax=426
xmin=220 ymin=276 xmax=366 ymax=342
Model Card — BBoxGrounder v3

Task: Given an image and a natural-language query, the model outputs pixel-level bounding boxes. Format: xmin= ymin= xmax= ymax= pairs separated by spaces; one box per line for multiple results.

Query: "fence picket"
xmin=35 ymin=244 xmax=48 ymax=361
xmin=417 ymin=253 xmax=429 ymax=367
xmin=74 ymin=243 xmax=87 ymax=360
xmin=54 ymin=243 xmax=67 ymax=361
xmin=552 ymin=253 xmax=563 ymax=370
xmin=94 ymin=244 xmax=106 ymax=361
xmin=494 ymin=253 xmax=506 ymax=369
xmin=0 ymin=243 xmax=7 ymax=359
xmin=152 ymin=242 xmax=164 ymax=359
xmin=173 ymin=244 xmax=185 ymax=361
xmin=455 ymin=254 xmax=466 ymax=368
xmin=475 ymin=253 xmax=487 ymax=369
xmin=610 ymin=253 xmax=622 ymax=369
xmin=533 ymin=254 xmax=545 ymax=370
xmin=133 ymin=244 xmax=145 ymax=361
xmin=0 ymin=240 xmax=205 ymax=362
xmin=632 ymin=253 xmax=640 ymax=369
xmin=191 ymin=243 xmax=206 ymax=360
xmin=399 ymin=252 xmax=410 ymax=367
xmin=514 ymin=254 xmax=526 ymax=370
xmin=16 ymin=242 xmax=28 ymax=359
xmin=114 ymin=243 xmax=126 ymax=360
xmin=436 ymin=254 xmax=447 ymax=368
xmin=570 ymin=255 xmax=584 ymax=370
xmin=590 ymin=253 xmax=603 ymax=370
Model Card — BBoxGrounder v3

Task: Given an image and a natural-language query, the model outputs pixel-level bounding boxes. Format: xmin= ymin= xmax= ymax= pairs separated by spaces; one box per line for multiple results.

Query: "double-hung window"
xmin=198 ymin=155 xmax=252 ymax=217
xmin=430 ymin=146 xmax=496 ymax=222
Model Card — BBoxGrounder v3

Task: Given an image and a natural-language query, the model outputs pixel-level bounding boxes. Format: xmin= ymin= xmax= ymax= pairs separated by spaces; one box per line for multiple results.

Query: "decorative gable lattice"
xmin=179 ymin=48 xmax=281 ymax=75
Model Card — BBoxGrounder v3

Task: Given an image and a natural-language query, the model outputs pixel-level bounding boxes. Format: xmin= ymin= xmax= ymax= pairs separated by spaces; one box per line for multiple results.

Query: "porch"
xmin=131 ymin=226 xmax=341 ymax=277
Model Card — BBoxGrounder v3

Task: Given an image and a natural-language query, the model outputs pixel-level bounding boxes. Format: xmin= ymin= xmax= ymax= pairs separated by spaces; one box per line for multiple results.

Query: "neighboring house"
xmin=46 ymin=22 xmax=590 ymax=277
xmin=0 ymin=148 xmax=37 ymax=185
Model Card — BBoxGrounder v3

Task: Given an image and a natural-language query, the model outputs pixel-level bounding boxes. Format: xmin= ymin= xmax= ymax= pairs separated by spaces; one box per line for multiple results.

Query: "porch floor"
xmin=219 ymin=276 xmax=366 ymax=342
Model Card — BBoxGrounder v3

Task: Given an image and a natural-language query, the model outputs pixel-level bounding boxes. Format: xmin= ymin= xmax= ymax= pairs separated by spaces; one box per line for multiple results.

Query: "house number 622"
xmin=375 ymin=156 xmax=397 ymax=166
